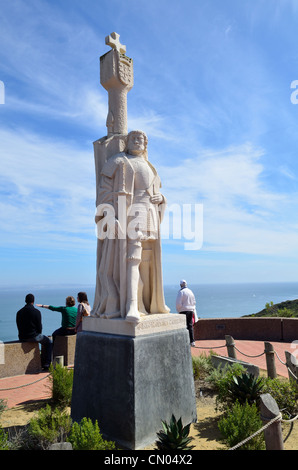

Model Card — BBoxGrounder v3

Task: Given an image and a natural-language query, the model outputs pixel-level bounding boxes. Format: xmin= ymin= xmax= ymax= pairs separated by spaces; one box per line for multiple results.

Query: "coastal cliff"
xmin=245 ymin=299 xmax=298 ymax=318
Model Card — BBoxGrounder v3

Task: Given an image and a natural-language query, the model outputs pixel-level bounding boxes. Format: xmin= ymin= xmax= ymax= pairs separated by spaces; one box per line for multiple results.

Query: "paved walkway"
xmin=0 ymin=340 xmax=295 ymax=409
xmin=0 ymin=371 xmax=52 ymax=408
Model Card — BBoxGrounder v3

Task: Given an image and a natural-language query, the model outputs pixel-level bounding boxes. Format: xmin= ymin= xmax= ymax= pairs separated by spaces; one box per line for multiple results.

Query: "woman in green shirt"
xmin=36 ymin=296 xmax=78 ymax=342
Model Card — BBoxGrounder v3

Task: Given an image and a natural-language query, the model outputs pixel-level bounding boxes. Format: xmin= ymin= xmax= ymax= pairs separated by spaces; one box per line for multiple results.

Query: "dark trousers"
xmin=23 ymin=334 xmax=53 ymax=368
xmin=180 ymin=311 xmax=194 ymax=343
xmin=52 ymin=327 xmax=76 ymax=343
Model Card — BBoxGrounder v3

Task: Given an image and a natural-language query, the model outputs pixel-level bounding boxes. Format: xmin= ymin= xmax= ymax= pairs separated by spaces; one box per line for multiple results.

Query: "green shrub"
xmin=207 ymin=363 xmax=246 ymax=412
xmin=0 ymin=427 xmax=9 ymax=450
xmin=68 ymin=417 xmax=116 ymax=450
xmin=218 ymin=401 xmax=265 ymax=450
xmin=192 ymin=353 xmax=214 ymax=380
xmin=28 ymin=404 xmax=72 ymax=449
xmin=263 ymin=377 xmax=298 ymax=418
xmin=0 ymin=400 xmax=10 ymax=450
xmin=0 ymin=399 xmax=7 ymax=416
xmin=49 ymin=363 xmax=74 ymax=408
xmin=276 ymin=308 xmax=294 ymax=318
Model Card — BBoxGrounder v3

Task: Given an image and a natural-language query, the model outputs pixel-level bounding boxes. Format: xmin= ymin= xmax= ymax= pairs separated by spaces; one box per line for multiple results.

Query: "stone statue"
xmin=93 ymin=129 xmax=169 ymax=322
xmin=92 ymin=33 xmax=169 ymax=323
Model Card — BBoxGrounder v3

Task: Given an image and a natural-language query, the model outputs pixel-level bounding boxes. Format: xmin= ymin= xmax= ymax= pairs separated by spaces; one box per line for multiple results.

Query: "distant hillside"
xmin=245 ymin=299 xmax=298 ymax=318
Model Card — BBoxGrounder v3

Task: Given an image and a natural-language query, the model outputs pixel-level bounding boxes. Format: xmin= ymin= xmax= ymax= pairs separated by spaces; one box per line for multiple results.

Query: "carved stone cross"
xmin=105 ymin=32 xmax=126 ymax=54
xmin=101 ymin=32 xmax=133 ymax=136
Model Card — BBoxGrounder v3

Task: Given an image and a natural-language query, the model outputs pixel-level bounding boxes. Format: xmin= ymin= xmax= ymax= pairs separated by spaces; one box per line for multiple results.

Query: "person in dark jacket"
xmin=16 ymin=293 xmax=52 ymax=370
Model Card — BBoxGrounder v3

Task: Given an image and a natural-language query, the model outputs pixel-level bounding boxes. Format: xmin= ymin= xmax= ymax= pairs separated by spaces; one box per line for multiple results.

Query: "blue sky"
xmin=1 ymin=0 xmax=298 ymax=287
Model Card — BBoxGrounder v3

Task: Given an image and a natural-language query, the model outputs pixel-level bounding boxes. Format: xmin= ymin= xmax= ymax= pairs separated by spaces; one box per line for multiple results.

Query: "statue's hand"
xmin=150 ymin=193 xmax=163 ymax=204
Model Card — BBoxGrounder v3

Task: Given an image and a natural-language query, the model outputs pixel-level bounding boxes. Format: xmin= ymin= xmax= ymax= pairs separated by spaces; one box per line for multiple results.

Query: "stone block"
xmin=71 ymin=326 xmax=196 ymax=450
xmin=0 ymin=341 xmax=41 ymax=378
xmin=48 ymin=442 xmax=73 ymax=450
xmin=52 ymin=335 xmax=76 ymax=366
xmin=211 ymin=354 xmax=260 ymax=377
xmin=82 ymin=313 xmax=186 ymax=337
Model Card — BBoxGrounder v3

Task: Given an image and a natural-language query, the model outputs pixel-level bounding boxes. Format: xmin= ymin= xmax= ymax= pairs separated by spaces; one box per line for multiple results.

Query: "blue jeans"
xmin=23 ymin=334 xmax=53 ymax=368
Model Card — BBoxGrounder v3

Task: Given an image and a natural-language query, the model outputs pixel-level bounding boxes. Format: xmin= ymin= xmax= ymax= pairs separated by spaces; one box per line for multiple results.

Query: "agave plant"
xmin=228 ymin=372 xmax=264 ymax=406
xmin=155 ymin=414 xmax=195 ymax=451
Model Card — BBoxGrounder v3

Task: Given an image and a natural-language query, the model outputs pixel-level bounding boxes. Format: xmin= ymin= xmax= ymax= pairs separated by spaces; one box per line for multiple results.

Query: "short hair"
xmin=66 ymin=296 xmax=75 ymax=307
xmin=77 ymin=292 xmax=89 ymax=304
xmin=25 ymin=293 xmax=35 ymax=304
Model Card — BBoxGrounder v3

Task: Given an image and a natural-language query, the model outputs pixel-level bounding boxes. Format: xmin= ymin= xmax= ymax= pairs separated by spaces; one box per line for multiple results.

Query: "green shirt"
xmin=48 ymin=305 xmax=78 ymax=328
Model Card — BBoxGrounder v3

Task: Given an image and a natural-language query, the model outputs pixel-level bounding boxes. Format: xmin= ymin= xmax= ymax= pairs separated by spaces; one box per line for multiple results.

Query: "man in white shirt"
xmin=176 ymin=280 xmax=196 ymax=346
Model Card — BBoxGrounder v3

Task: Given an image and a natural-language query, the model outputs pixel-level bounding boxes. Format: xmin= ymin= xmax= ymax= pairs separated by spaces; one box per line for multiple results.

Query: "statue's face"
xmin=127 ymin=133 xmax=145 ymax=155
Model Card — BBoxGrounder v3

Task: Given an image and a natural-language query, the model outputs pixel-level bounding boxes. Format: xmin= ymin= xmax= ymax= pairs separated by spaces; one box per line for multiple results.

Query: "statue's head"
xmin=126 ymin=130 xmax=148 ymax=158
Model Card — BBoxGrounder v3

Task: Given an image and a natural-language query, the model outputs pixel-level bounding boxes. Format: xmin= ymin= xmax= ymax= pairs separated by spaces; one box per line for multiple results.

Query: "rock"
xmin=48 ymin=442 xmax=72 ymax=450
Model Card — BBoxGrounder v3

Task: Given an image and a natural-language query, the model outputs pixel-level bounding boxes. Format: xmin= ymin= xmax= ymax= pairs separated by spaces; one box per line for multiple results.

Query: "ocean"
xmin=1 ymin=282 xmax=298 ymax=343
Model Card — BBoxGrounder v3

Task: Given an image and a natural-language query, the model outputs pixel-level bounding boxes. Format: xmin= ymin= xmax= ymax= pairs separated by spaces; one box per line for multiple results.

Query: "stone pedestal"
xmin=71 ymin=314 xmax=197 ymax=450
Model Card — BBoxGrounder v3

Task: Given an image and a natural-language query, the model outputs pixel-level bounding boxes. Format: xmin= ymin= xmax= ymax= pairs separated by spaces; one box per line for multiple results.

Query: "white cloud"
xmin=7 ymin=87 xmax=107 ymax=131
xmin=279 ymin=165 xmax=298 ymax=181
xmin=1 ymin=120 xmax=298 ymax=261
xmin=159 ymin=143 xmax=298 ymax=256
xmin=0 ymin=127 xmax=96 ymax=251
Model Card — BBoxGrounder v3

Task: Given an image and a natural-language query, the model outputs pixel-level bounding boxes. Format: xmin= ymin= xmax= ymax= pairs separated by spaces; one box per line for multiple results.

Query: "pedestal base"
xmin=71 ymin=316 xmax=197 ymax=450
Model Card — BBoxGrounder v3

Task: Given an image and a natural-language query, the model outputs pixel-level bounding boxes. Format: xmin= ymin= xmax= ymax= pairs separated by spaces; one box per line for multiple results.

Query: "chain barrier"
xmin=0 ymin=366 xmax=74 ymax=392
xmin=196 ymin=339 xmax=298 ymax=382
xmin=233 ymin=344 xmax=298 ymax=381
xmin=0 ymin=373 xmax=51 ymax=391
xmin=273 ymin=349 xmax=287 ymax=365
xmin=233 ymin=346 xmax=265 ymax=358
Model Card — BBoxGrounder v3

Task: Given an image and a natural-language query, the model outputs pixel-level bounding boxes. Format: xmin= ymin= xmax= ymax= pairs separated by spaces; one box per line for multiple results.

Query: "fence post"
xmin=54 ymin=355 xmax=64 ymax=367
xmin=264 ymin=342 xmax=277 ymax=379
xmin=285 ymin=351 xmax=298 ymax=385
xmin=225 ymin=335 xmax=237 ymax=359
xmin=260 ymin=393 xmax=284 ymax=450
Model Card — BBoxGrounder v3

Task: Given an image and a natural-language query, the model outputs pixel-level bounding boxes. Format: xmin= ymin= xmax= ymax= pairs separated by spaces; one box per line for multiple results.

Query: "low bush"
xmin=262 ymin=377 xmax=298 ymax=418
xmin=27 ymin=404 xmax=72 ymax=450
xmin=0 ymin=427 xmax=9 ymax=450
xmin=218 ymin=401 xmax=265 ymax=450
xmin=206 ymin=363 xmax=246 ymax=412
xmin=192 ymin=353 xmax=214 ymax=380
xmin=68 ymin=417 xmax=116 ymax=450
xmin=0 ymin=399 xmax=7 ymax=416
xmin=6 ymin=405 xmax=116 ymax=450
xmin=48 ymin=363 xmax=74 ymax=408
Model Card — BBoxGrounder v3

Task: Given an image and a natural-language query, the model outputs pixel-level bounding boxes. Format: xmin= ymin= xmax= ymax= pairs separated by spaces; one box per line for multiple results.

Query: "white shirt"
xmin=176 ymin=287 xmax=196 ymax=313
